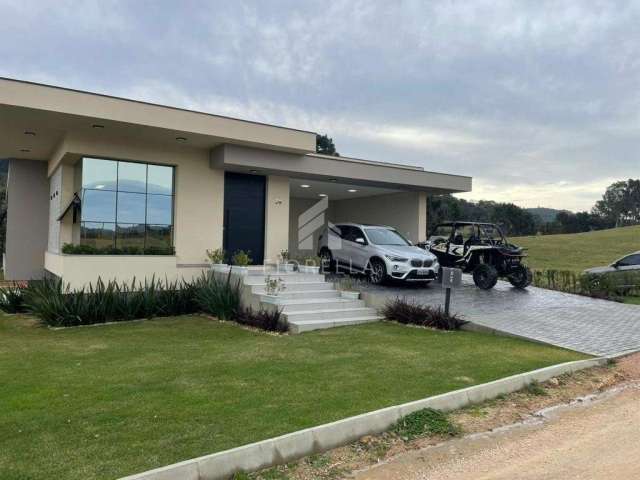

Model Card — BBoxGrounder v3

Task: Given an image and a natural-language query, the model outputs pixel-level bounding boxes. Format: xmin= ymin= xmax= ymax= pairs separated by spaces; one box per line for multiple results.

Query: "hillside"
xmin=526 ymin=207 xmax=567 ymax=223
xmin=512 ymin=225 xmax=640 ymax=271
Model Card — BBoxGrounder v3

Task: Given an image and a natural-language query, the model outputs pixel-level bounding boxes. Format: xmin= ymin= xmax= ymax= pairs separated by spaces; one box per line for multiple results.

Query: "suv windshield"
xmin=365 ymin=228 xmax=410 ymax=246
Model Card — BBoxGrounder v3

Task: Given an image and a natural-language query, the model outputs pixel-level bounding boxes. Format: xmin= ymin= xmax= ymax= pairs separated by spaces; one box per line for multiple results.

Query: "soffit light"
xmin=175 ymin=136 xmax=187 ymax=142
xmin=300 ymin=184 xmax=310 ymax=188
xmin=24 ymin=131 xmax=36 ymax=136
xmin=318 ymin=193 xmax=327 ymax=197
xmin=92 ymin=124 xmax=105 ymax=129
xmin=250 ymin=169 xmax=260 ymax=173
xmin=348 ymin=189 xmax=358 ymax=193
xmin=329 ymin=178 xmax=337 ymax=182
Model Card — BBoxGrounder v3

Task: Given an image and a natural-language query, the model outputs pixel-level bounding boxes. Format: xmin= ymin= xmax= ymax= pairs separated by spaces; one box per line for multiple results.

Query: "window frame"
xmin=78 ymin=156 xmax=176 ymax=253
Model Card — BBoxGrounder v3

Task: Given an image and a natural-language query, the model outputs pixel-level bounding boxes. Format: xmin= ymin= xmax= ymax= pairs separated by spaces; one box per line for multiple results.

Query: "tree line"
xmin=428 ymin=178 xmax=640 ymax=237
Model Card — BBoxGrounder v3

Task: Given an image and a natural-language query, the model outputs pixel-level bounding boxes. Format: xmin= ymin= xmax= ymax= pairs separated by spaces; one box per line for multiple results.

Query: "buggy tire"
xmin=508 ymin=265 xmax=532 ymax=289
xmin=473 ymin=264 xmax=499 ymax=290
xmin=368 ymin=258 xmax=387 ymax=285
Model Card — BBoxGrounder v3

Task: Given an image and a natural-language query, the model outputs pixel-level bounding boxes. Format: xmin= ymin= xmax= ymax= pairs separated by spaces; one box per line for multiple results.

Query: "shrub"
xmin=393 ymin=408 xmax=460 ymax=440
xmin=231 ymin=250 xmax=252 ymax=266
xmin=0 ymin=284 xmax=28 ymax=313
xmin=235 ymin=306 xmax=287 ymax=332
xmin=194 ymin=272 xmax=241 ymax=320
xmin=61 ymin=243 xmax=175 ymax=255
xmin=22 ymin=277 xmax=198 ymax=327
xmin=382 ymin=297 xmax=465 ymax=330
xmin=532 ymin=269 xmax=640 ymax=301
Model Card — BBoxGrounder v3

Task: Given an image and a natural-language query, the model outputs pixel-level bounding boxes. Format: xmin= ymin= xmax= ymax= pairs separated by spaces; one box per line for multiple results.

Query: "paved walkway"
xmin=359 ymin=276 xmax=640 ymax=357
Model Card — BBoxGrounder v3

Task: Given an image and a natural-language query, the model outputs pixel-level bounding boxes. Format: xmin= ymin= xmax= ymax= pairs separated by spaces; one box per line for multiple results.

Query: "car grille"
xmin=411 ymin=258 xmax=434 ymax=267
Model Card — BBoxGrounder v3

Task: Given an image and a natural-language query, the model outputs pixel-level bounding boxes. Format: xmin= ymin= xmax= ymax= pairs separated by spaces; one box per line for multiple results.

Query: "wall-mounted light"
xmin=175 ymin=136 xmax=187 ymax=142
xmin=24 ymin=131 xmax=36 ymax=136
xmin=329 ymin=178 xmax=337 ymax=182
xmin=92 ymin=124 xmax=105 ymax=129
xmin=318 ymin=193 xmax=327 ymax=197
xmin=20 ymin=148 xmax=31 ymax=153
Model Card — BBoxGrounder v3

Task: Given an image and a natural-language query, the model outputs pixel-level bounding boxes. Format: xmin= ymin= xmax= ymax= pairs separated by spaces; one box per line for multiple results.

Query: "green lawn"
xmin=512 ymin=225 xmax=640 ymax=271
xmin=0 ymin=314 xmax=586 ymax=480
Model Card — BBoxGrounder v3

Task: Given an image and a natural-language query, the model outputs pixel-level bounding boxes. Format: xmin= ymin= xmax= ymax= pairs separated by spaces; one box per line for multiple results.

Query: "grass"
xmin=0 ymin=314 xmax=586 ymax=480
xmin=512 ymin=225 xmax=640 ymax=271
xmin=393 ymin=408 xmax=460 ymax=440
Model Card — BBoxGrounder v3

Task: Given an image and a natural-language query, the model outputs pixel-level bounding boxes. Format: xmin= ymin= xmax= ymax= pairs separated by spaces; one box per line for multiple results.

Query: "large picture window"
xmin=80 ymin=157 xmax=174 ymax=253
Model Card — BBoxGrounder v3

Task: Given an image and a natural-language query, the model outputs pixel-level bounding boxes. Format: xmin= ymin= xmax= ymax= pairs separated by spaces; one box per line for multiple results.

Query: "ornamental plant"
xmin=206 ymin=247 xmax=226 ymax=264
xmin=231 ymin=250 xmax=252 ymax=266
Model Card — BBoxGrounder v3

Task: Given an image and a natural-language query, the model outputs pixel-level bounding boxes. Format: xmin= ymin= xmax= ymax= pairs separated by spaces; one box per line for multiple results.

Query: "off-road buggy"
xmin=423 ymin=221 xmax=532 ymax=290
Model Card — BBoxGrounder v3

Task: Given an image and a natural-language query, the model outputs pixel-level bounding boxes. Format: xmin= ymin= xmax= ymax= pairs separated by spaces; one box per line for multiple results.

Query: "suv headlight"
xmin=385 ymin=255 xmax=408 ymax=263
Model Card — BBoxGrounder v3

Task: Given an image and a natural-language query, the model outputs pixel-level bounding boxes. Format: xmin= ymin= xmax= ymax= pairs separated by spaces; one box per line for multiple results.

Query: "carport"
xmin=287 ymin=155 xmax=471 ymax=259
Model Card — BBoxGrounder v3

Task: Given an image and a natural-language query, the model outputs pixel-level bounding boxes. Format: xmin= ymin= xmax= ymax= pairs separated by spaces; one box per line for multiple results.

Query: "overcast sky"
xmin=1 ymin=1 xmax=638 ymax=211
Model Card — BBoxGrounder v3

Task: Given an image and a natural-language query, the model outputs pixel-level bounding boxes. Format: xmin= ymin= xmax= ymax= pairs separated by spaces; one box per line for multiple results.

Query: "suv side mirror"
xmin=355 ymin=237 xmax=366 ymax=245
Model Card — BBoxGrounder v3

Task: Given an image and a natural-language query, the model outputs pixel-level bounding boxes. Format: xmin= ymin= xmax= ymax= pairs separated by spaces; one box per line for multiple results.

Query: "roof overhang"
xmin=0 ymin=78 xmax=317 ymax=162
xmin=211 ymin=144 xmax=472 ymax=194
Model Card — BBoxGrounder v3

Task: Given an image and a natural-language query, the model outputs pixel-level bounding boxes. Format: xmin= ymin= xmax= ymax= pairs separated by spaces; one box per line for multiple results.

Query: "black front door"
xmin=223 ymin=172 xmax=266 ymax=265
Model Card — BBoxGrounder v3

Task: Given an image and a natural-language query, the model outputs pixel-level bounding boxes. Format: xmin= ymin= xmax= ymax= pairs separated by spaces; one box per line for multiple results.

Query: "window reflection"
xmin=82 ymin=190 xmax=116 ymax=222
xmin=117 ymin=162 xmax=147 ymax=193
xmin=117 ymin=192 xmax=146 ymax=224
xmin=79 ymin=157 xmax=174 ymax=252
xmin=82 ymin=158 xmax=117 ymax=191
xmin=146 ymin=194 xmax=172 ymax=225
xmin=116 ymin=224 xmax=146 ymax=251
xmin=81 ymin=222 xmax=116 ymax=248
xmin=147 ymin=164 xmax=173 ymax=195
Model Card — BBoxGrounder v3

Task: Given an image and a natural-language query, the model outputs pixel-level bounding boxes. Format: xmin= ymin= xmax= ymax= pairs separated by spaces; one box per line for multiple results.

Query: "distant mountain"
xmin=526 ymin=207 xmax=569 ymax=223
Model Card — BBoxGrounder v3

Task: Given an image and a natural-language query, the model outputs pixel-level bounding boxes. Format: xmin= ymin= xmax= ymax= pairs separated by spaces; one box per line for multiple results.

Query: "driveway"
xmin=359 ymin=276 xmax=640 ymax=357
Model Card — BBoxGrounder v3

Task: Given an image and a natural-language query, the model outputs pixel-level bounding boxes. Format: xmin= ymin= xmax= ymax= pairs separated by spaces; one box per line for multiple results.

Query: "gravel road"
xmin=355 ymin=379 xmax=640 ymax=479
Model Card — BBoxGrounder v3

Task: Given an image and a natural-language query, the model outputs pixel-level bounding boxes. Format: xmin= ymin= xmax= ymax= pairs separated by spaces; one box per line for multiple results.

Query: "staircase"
xmin=240 ymin=267 xmax=382 ymax=334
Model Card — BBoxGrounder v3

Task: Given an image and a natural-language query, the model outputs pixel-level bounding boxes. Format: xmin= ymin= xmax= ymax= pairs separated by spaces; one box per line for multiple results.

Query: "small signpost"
xmin=441 ymin=267 xmax=462 ymax=315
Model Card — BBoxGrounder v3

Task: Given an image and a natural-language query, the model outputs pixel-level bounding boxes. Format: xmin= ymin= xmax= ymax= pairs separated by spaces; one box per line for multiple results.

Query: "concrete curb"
xmin=120 ymin=358 xmax=606 ymax=480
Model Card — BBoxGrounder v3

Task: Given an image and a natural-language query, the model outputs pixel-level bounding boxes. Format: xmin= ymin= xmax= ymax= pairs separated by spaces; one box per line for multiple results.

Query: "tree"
xmin=592 ymin=179 xmax=640 ymax=226
xmin=427 ymin=195 xmax=536 ymax=236
xmin=316 ymin=134 xmax=339 ymax=156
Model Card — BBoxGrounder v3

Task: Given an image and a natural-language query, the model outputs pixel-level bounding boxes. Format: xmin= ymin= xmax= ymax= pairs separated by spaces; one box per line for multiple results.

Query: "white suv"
xmin=318 ymin=223 xmax=439 ymax=284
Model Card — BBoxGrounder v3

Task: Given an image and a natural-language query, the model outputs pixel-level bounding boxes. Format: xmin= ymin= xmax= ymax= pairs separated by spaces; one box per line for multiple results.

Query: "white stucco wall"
xmin=264 ymin=176 xmax=290 ymax=264
xmin=331 ymin=192 xmax=427 ymax=243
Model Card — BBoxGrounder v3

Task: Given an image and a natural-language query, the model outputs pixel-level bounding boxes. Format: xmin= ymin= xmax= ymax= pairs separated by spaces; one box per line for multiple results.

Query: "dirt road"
xmin=355 ymin=383 xmax=640 ymax=480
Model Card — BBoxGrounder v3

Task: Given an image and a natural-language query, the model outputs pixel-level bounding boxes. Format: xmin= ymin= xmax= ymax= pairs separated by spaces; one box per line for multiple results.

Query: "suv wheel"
xmin=319 ymin=248 xmax=334 ymax=273
xmin=473 ymin=264 xmax=499 ymax=290
xmin=368 ymin=258 xmax=387 ymax=285
xmin=508 ymin=265 xmax=532 ymax=289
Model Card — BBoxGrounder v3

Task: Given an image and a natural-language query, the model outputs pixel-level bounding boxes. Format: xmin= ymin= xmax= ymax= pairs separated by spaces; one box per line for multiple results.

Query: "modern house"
xmin=1 ymin=78 xmax=472 ymax=289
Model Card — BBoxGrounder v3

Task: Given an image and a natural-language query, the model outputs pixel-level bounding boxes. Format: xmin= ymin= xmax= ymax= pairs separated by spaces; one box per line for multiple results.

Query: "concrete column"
xmin=418 ymin=192 xmax=427 ymax=242
xmin=5 ymin=159 xmax=49 ymax=280
xmin=264 ymin=176 xmax=290 ymax=264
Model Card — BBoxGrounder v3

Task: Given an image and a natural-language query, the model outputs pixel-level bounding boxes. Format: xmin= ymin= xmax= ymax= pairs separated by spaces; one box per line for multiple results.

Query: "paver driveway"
xmin=359 ymin=276 xmax=640 ymax=357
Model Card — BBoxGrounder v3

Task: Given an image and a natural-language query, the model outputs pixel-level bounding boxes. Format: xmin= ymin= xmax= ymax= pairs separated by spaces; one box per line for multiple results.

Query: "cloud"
xmin=1 ymin=0 xmax=639 ymax=211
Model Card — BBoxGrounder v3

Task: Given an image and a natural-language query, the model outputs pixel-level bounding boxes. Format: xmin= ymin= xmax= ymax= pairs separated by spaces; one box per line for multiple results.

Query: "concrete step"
xmin=242 ymin=273 xmax=326 ymax=285
xmin=283 ymin=307 xmax=379 ymax=323
xmin=288 ymin=316 xmax=383 ymax=334
xmin=250 ymin=282 xmax=335 ymax=293
xmin=272 ymin=298 xmax=366 ymax=312
xmin=258 ymin=290 xmax=340 ymax=301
